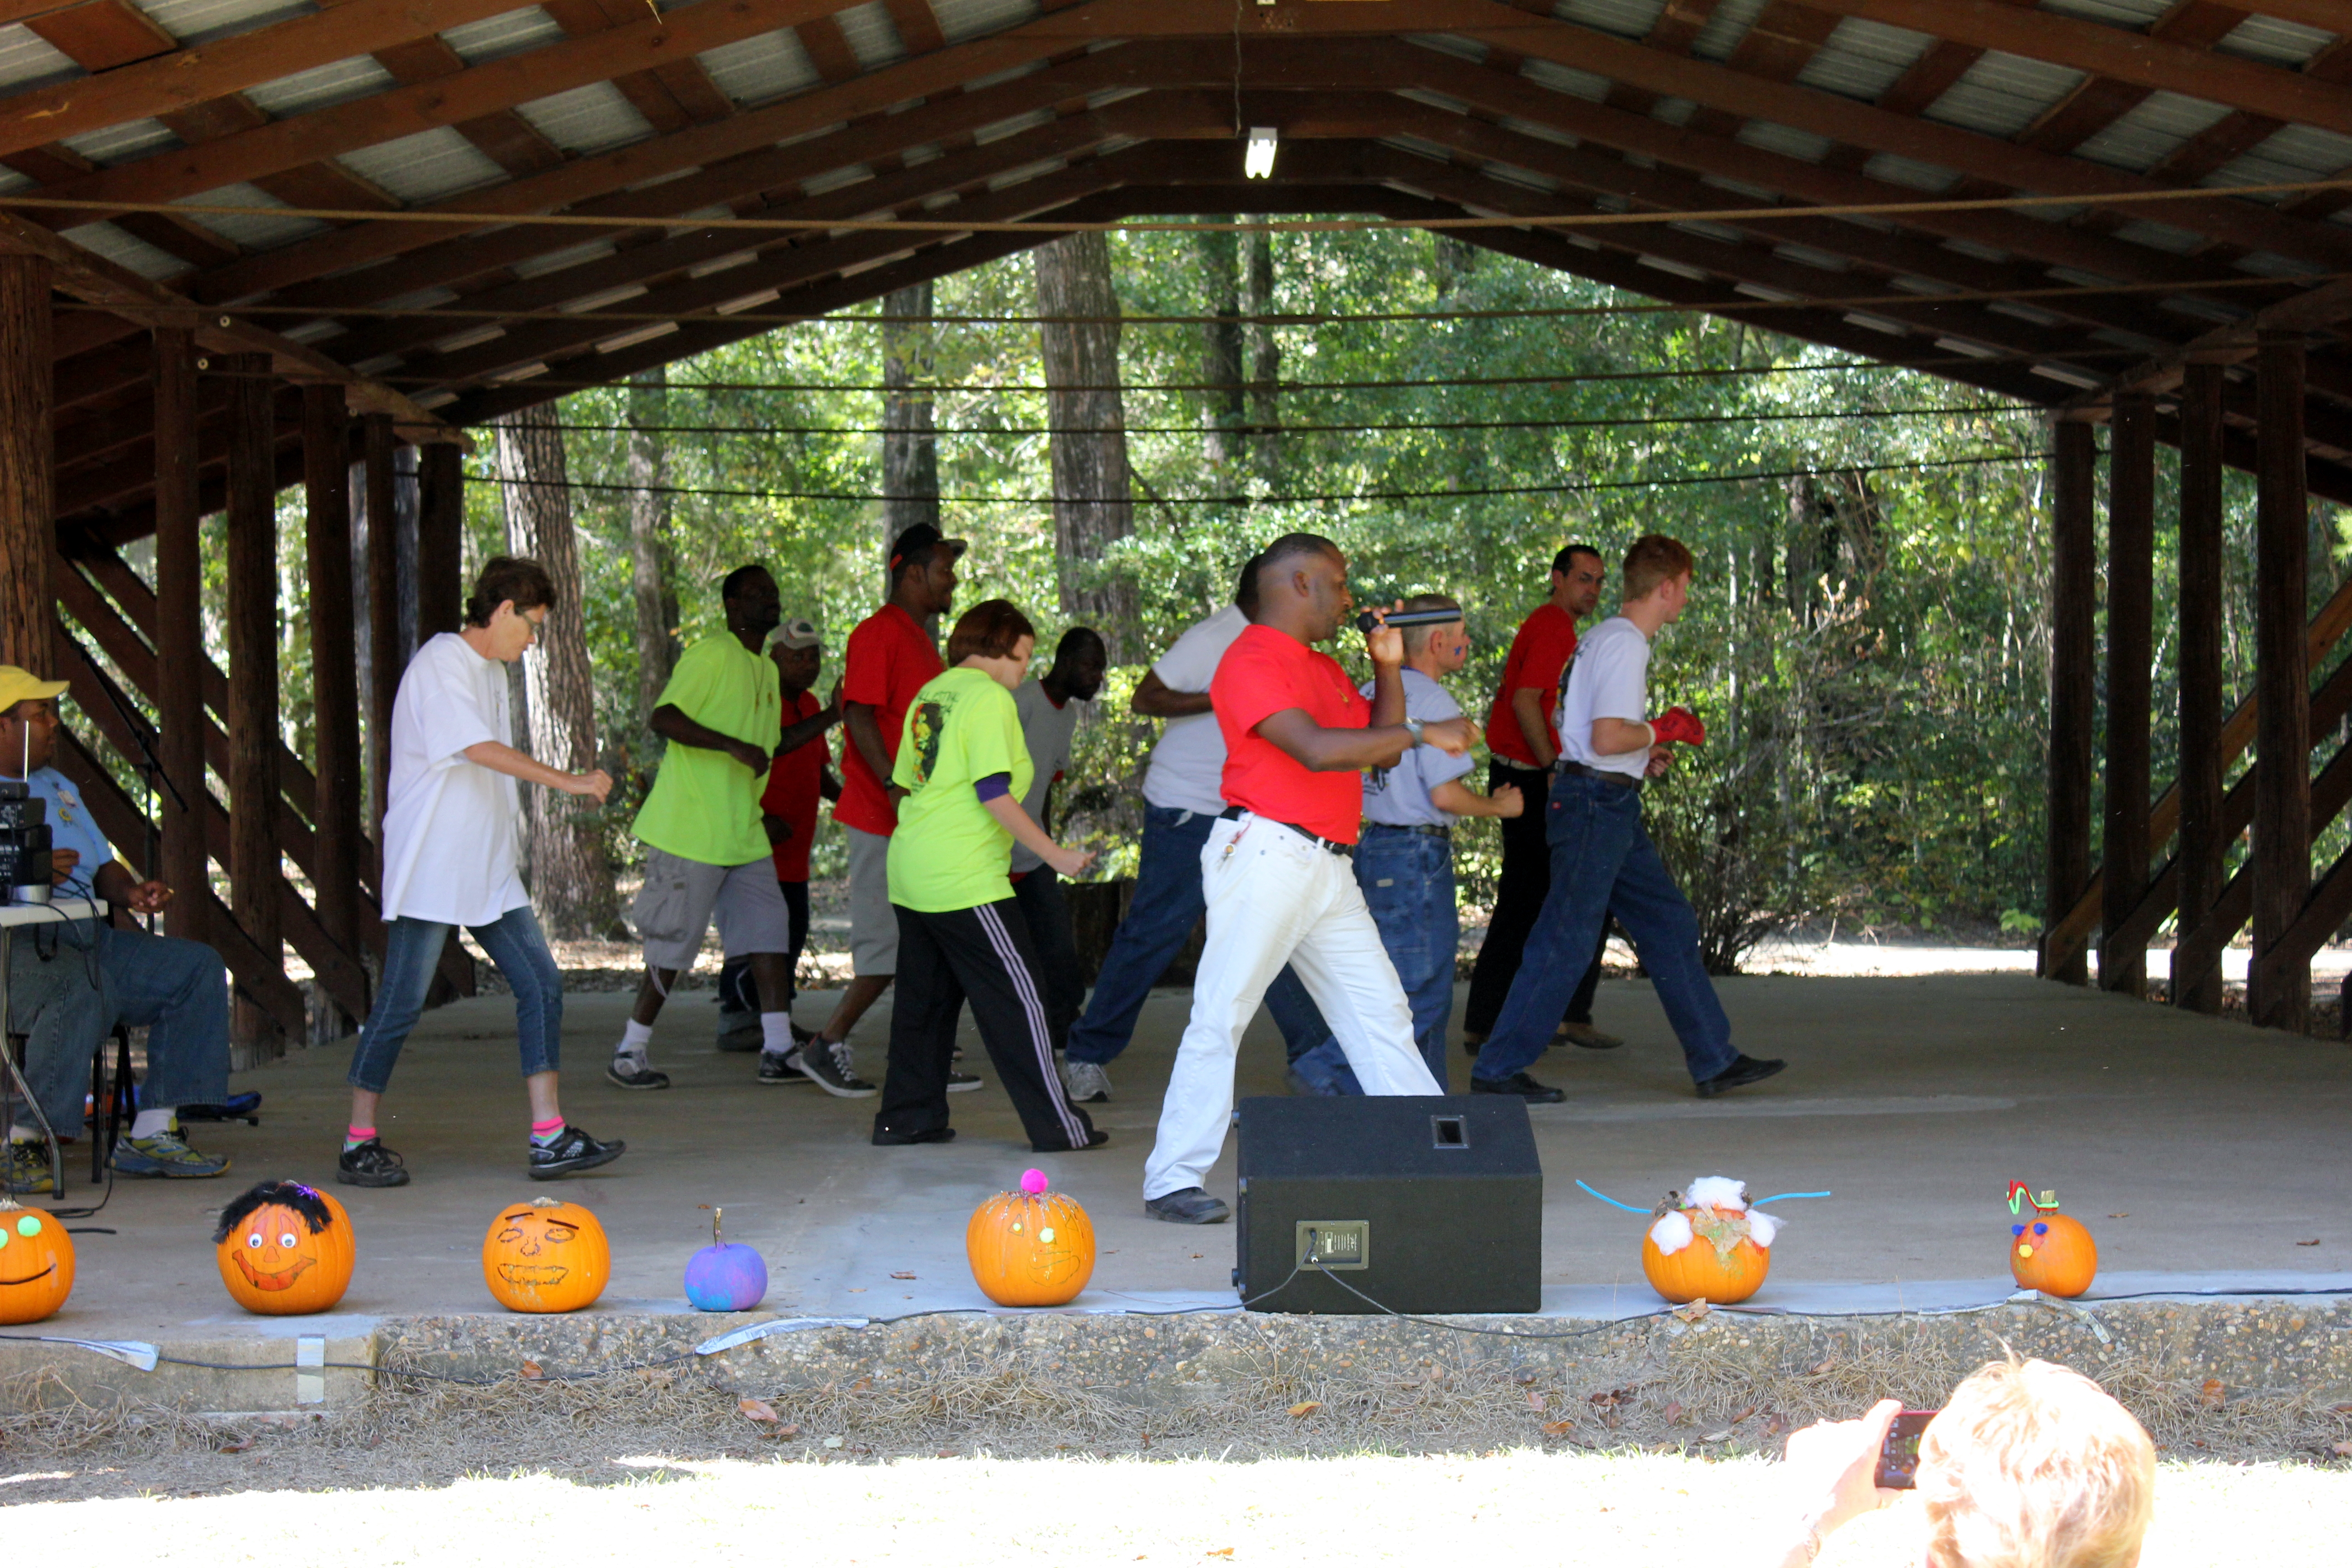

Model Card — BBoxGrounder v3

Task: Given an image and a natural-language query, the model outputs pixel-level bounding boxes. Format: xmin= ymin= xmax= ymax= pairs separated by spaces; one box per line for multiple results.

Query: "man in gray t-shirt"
xmin=1010 ymin=628 xmax=1106 ymax=1048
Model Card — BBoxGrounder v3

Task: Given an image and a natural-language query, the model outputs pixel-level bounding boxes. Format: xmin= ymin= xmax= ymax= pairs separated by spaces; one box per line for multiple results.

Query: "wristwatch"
xmin=1403 ymin=717 xmax=1426 ymax=748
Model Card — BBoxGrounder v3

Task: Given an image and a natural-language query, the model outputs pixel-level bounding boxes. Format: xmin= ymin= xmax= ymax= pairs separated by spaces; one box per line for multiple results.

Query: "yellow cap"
xmin=0 ymin=666 xmax=70 ymax=715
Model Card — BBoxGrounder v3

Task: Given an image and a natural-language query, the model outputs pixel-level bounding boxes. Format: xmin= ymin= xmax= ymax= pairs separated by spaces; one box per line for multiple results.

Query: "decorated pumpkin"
xmin=966 ymin=1169 xmax=1095 ymax=1307
xmin=683 ymin=1205 xmax=767 ymax=1312
xmin=1640 ymin=1176 xmax=1782 ymax=1306
xmin=2007 ymin=1183 xmax=2097 ymax=1298
xmin=483 ymin=1195 xmax=609 ymax=1313
xmin=0 ymin=1196 xmax=74 ymax=1324
xmin=213 ymin=1181 xmax=355 ymax=1315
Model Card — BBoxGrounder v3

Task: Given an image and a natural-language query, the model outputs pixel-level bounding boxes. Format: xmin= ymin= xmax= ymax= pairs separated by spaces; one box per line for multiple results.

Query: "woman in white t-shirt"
xmin=338 ymin=558 xmax=624 ymax=1189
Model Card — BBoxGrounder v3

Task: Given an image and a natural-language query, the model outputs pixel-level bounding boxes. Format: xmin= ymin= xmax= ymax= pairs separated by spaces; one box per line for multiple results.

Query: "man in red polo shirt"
xmin=1464 ymin=544 xmax=1620 ymax=1054
xmin=1141 ymin=534 xmax=1477 ymax=1225
xmin=807 ymin=523 xmax=963 ymax=1096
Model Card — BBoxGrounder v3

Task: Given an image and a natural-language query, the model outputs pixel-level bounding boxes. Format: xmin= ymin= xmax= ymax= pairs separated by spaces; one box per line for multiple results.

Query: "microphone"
xmin=1355 ymin=606 xmax=1465 ymax=633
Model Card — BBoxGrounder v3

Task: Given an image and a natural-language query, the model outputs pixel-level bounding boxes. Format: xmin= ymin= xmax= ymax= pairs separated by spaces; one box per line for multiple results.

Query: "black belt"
xmin=1363 ymin=822 xmax=1452 ymax=841
xmin=1552 ymin=758 xmax=1644 ymax=793
xmin=1218 ymin=806 xmax=1354 ymax=858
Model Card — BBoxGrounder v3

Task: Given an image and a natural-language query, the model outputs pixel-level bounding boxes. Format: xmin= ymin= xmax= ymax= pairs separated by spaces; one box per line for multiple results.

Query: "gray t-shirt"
xmin=1359 ymin=669 xmax=1475 ymax=827
xmin=1010 ymin=679 xmax=1083 ymax=872
xmin=1553 ymin=616 xmax=1651 ymax=779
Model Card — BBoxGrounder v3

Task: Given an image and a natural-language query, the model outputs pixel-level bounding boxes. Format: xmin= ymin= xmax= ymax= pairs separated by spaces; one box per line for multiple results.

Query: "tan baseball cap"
xmin=0 ymin=666 xmax=69 ymax=714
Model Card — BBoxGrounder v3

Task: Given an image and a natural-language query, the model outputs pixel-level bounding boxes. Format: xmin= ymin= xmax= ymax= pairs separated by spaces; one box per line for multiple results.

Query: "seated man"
xmin=1759 ymin=1357 xmax=2156 ymax=1568
xmin=1 ymin=666 xmax=233 ymax=1190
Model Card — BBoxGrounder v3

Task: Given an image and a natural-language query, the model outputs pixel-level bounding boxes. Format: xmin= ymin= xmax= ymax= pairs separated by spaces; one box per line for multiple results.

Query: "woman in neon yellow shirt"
xmin=873 ymin=600 xmax=1107 ymax=1152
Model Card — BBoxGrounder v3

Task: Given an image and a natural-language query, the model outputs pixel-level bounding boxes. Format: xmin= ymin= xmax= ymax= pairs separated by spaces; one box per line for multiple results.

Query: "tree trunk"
xmin=882 ymin=281 xmax=939 ymax=565
xmin=493 ymin=405 xmax=619 ymax=938
xmin=1241 ymin=220 xmax=1279 ymax=486
xmin=1035 ymin=231 xmax=1138 ymax=658
xmin=626 ymin=368 xmax=681 ymax=716
xmin=1194 ymin=219 xmax=1244 ymax=467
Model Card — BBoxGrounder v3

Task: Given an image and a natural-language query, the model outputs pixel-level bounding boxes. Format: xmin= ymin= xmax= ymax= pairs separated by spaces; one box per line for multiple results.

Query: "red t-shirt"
xmin=833 ymin=603 xmax=943 ymax=836
xmin=1212 ymin=623 xmax=1373 ymax=845
xmin=1484 ymin=603 xmax=1579 ymax=767
xmin=761 ymin=688 xmax=827 ymax=882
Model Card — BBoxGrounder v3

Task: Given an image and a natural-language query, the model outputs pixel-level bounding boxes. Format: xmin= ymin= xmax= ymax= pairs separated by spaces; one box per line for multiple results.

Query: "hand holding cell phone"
xmin=1874 ymin=1408 xmax=1940 ymax=1490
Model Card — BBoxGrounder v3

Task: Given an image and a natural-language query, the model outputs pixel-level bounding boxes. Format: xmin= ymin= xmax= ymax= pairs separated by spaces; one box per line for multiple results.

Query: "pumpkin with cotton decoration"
xmin=0 ymin=1196 xmax=74 ymax=1324
xmin=966 ymin=1169 xmax=1095 ymax=1307
xmin=1640 ymin=1176 xmax=1780 ymax=1306
xmin=214 ymin=1181 xmax=355 ymax=1315
xmin=2006 ymin=1183 xmax=2097 ymax=1298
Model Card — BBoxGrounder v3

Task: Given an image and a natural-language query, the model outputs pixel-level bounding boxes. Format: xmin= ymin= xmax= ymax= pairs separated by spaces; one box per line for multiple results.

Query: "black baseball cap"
xmin=888 ymin=524 xmax=968 ymax=570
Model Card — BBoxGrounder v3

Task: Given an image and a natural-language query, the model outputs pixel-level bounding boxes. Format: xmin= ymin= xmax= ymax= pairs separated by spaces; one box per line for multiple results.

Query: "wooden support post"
xmin=152 ymin=326 xmax=208 ymax=946
xmin=2101 ymin=393 xmax=2156 ymax=996
xmin=2251 ymin=332 xmax=2312 ymax=1032
xmin=2043 ymin=420 xmax=2097 ymax=986
xmin=418 ymin=440 xmax=465 ymax=639
xmin=363 ymin=412 xmax=399 ymax=840
xmin=222 ymin=353 xmax=283 ymax=1062
xmin=0 ymin=255 xmax=52 ymax=674
xmin=2173 ymin=363 xmax=2226 ymax=1013
xmin=304 ymin=384 xmax=362 ymax=1026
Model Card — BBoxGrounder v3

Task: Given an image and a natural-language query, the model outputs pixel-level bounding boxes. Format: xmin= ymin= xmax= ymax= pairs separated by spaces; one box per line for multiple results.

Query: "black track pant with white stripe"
xmin=877 ymin=899 xmax=1098 ymax=1152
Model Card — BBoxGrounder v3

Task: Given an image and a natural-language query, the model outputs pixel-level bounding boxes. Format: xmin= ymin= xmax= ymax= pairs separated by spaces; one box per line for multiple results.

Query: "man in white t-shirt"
xmin=1468 ymin=535 xmax=1786 ymax=1102
xmin=1058 ymin=555 xmax=1336 ymax=1104
xmin=338 ymin=557 xmax=625 ymax=1188
xmin=1009 ymin=627 xmax=1105 ymax=1050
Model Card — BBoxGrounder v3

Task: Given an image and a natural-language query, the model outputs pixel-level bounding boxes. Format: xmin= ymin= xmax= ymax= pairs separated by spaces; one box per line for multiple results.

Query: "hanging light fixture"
xmin=1245 ymin=126 xmax=1279 ymax=179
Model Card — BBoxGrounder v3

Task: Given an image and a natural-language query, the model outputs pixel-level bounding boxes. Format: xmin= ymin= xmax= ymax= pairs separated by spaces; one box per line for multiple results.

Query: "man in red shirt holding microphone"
xmin=1142 ymin=534 xmax=1479 ymax=1225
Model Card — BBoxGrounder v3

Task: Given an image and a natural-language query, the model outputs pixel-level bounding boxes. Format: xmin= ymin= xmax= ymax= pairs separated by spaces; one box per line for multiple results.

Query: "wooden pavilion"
xmin=3 ymin=0 xmax=2351 ymax=1054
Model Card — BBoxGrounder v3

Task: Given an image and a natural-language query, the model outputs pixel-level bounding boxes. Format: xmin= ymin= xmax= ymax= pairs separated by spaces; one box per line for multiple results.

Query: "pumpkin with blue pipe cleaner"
xmin=0 ymin=1196 xmax=75 ymax=1325
xmin=683 ymin=1205 xmax=768 ymax=1311
xmin=213 ymin=1181 xmax=355 ymax=1315
xmin=966 ymin=1170 xmax=1095 ymax=1307
xmin=2006 ymin=1182 xmax=2097 ymax=1298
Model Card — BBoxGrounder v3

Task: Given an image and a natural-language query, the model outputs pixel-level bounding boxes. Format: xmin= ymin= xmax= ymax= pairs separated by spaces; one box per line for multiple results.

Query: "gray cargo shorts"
xmin=632 ymin=847 xmax=793 ymax=973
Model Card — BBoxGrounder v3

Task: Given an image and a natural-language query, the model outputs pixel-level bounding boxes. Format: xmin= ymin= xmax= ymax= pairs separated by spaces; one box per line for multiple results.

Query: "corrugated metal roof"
xmin=837 ymin=0 xmax=909 ymax=72
xmin=337 ymin=127 xmax=510 ymax=205
xmin=1736 ymin=120 xmax=1833 ymax=165
xmin=1690 ymin=0 xmax=1768 ymax=64
xmin=2068 ymin=91 xmax=2235 ymax=176
xmin=243 ymin=54 xmax=395 ymax=120
xmin=1796 ymin=18 xmax=1936 ymax=104
xmin=515 ymin=81 xmax=657 ymax=156
xmin=174 ymin=182 xmax=324 ymax=249
xmin=1862 ymin=151 xmax=1961 ymax=192
xmin=2039 ymin=0 xmax=2169 ymax=26
xmin=2214 ymin=12 xmax=2337 ymax=69
xmin=1922 ymin=51 xmax=2084 ymax=141
xmin=1552 ymin=0 xmax=1664 ymax=39
xmin=59 ymin=220 xmax=191 ymax=280
xmin=0 ymin=24 xmax=79 ymax=95
xmin=2205 ymin=122 xmax=2352 ymax=190
xmin=131 ymin=0 xmax=306 ymax=48
xmin=934 ymin=0 xmax=1042 ymax=48
xmin=1520 ymin=56 xmax=1610 ymax=105
xmin=2102 ymin=218 xmax=2206 ymax=255
xmin=441 ymin=7 xmax=565 ymax=68
xmin=60 ymin=119 xmax=180 ymax=167
xmin=697 ymin=28 xmax=823 ymax=110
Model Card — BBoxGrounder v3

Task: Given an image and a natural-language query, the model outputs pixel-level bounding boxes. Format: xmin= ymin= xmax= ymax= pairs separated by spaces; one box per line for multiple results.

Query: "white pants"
xmin=1143 ymin=813 xmax=1443 ymax=1200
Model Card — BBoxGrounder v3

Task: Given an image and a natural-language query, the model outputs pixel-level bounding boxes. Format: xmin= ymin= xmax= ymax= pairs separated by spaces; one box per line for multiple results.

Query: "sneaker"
xmin=111 ymin=1127 xmax=231 ymax=1179
xmin=872 ymin=1125 xmax=956 ymax=1146
xmin=336 ymin=1137 xmax=410 ymax=1188
xmin=1461 ymin=1033 xmax=1485 ymax=1057
xmin=606 ymin=1057 xmax=671 ymax=1091
xmin=4 ymin=1140 xmax=54 ymax=1196
xmin=789 ymin=1039 xmax=877 ymax=1098
xmin=790 ymin=1020 xmax=818 ymax=1048
xmin=1470 ymin=1071 xmax=1565 ymax=1104
xmin=1695 ymin=1054 xmax=1787 ymax=1099
xmin=529 ymin=1124 xmax=626 ymax=1179
xmin=946 ymin=1064 xmax=984 ymax=1093
xmin=757 ymin=1049 xmax=808 ymax=1086
xmin=715 ymin=1006 xmax=763 ymax=1053
xmin=1145 ymin=1186 xmax=1230 ymax=1225
xmin=1035 ymin=1128 xmax=1110 ymax=1153
xmin=1554 ymin=1021 xmax=1624 ymax=1050
xmin=1062 ymin=1058 xmax=1112 ymax=1103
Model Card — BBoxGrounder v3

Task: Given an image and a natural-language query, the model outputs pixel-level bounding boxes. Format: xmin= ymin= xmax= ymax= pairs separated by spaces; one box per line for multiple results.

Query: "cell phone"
xmin=1875 ymin=1409 xmax=1938 ymax=1490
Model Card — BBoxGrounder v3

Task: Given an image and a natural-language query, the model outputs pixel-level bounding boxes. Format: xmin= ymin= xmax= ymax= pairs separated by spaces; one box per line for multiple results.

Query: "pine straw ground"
xmin=5 ymin=1312 xmax=2348 ymax=1504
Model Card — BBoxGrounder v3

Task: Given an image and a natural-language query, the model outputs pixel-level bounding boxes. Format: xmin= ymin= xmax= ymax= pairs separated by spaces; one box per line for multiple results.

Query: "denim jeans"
xmin=1286 ymin=827 xmax=1460 ymax=1091
xmin=1064 ymin=804 xmax=1331 ymax=1067
xmin=8 ymin=919 xmax=231 ymax=1132
xmin=1474 ymin=773 xmax=1740 ymax=1086
xmin=348 ymin=907 xmax=563 ymax=1094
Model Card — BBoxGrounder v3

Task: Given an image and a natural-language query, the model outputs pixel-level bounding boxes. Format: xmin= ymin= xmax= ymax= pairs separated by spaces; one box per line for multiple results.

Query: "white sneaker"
xmin=1063 ymin=1059 xmax=1112 ymax=1103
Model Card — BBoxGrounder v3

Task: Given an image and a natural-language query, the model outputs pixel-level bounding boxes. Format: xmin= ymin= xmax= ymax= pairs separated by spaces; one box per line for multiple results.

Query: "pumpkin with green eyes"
xmin=482 ymin=1196 xmax=609 ymax=1313
xmin=0 ymin=1196 xmax=74 ymax=1324
xmin=2007 ymin=1183 xmax=2097 ymax=1298
xmin=213 ymin=1181 xmax=356 ymax=1315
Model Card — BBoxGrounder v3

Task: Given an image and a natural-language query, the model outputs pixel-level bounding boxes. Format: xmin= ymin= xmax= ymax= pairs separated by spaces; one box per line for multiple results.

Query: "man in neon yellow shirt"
xmin=611 ymin=565 xmax=816 ymax=1091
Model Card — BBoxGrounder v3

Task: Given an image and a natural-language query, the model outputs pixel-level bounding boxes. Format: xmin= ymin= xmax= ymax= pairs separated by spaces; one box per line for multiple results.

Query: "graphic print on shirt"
xmin=906 ymin=701 xmax=947 ymax=790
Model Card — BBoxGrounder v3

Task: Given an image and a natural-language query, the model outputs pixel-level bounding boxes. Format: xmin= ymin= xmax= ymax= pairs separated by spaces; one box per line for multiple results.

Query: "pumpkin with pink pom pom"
xmin=965 ymin=1170 xmax=1095 ymax=1307
xmin=1640 ymin=1176 xmax=1779 ymax=1305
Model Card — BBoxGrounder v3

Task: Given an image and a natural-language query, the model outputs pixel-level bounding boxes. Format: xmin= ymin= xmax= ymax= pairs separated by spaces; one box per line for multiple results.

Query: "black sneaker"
xmin=757 ymin=1050 xmax=808 ymax=1085
xmin=606 ymin=1058 xmax=671 ymax=1091
xmin=1145 ymin=1187 xmax=1230 ymax=1225
xmin=789 ymin=1039 xmax=877 ymax=1098
xmin=714 ymin=1006 xmax=763 ymax=1053
xmin=1695 ymin=1054 xmax=1787 ymax=1099
xmin=946 ymin=1064 xmax=984 ymax=1093
xmin=872 ymin=1125 xmax=956 ymax=1146
xmin=1471 ymin=1071 xmax=1565 ymax=1103
xmin=1034 ymin=1128 xmax=1110 ymax=1153
xmin=529 ymin=1124 xmax=626 ymax=1178
xmin=337 ymin=1137 xmax=410 ymax=1188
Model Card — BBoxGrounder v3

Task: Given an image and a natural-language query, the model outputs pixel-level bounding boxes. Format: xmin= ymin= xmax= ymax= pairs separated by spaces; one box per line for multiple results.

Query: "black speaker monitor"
xmin=1234 ymin=1094 xmax=1542 ymax=1314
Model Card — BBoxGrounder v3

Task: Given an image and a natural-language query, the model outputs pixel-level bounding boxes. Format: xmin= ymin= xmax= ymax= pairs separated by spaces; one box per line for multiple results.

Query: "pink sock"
xmin=530 ymin=1117 xmax=566 ymax=1147
xmin=344 ymin=1125 xmax=376 ymax=1149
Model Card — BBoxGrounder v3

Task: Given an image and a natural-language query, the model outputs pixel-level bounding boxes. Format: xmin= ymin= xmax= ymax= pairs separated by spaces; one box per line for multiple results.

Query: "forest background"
xmin=218 ymin=220 xmax=2340 ymax=973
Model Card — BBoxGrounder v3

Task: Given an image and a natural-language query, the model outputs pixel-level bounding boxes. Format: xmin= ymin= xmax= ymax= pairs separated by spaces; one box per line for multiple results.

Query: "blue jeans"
xmin=9 ymin=919 xmax=230 ymax=1132
xmin=348 ymin=907 xmax=563 ymax=1094
xmin=1065 ymin=804 xmax=1331 ymax=1067
xmin=1287 ymin=827 xmax=1458 ymax=1091
xmin=1475 ymin=773 xmax=1740 ymax=1086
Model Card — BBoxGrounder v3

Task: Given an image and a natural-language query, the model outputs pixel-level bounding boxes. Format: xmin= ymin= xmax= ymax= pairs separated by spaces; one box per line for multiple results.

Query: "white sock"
xmin=617 ymin=1019 xmax=653 ymax=1060
xmin=131 ymin=1108 xmax=175 ymax=1139
xmin=760 ymin=1014 xmax=794 ymax=1058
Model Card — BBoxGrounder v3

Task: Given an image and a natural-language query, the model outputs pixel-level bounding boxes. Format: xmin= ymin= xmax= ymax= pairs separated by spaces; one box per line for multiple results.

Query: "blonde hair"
xmin=1621 ymin=534 xmax=1695 ymax=602
xmin=1918 ymin=1358 xmax=2155 ymax=1568
xmin=1396 ymin=593 xmax=1462 ymax=656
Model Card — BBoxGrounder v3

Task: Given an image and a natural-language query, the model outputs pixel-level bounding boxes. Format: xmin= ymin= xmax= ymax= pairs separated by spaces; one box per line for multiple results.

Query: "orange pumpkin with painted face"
xmin=213 ymin=1181 xmax=355 ymax=1315
xmin=482 ymin=1196 xmax=608 ymax=1313
xmin=0 ymin=1196 xmax=75 ymax=1324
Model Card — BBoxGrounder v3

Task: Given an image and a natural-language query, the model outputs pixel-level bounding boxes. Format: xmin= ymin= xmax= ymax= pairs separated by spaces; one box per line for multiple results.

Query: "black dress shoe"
xmin=1695 ymin=1054 xmax=1787 ymax=1099
xmin=1470 ymin=1071 xmax=1565 ymax=1103
xmin=872 ymin=1125 xmax=957 ymax=1146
